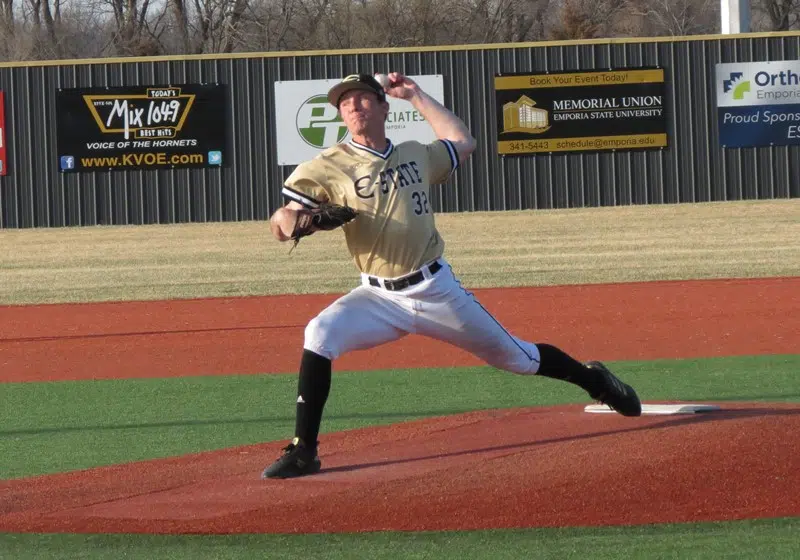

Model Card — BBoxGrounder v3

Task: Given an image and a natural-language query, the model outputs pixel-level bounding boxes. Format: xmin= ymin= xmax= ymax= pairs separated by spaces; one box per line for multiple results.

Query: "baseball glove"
xmin=290 ymin=203 xmax=358 ymax=251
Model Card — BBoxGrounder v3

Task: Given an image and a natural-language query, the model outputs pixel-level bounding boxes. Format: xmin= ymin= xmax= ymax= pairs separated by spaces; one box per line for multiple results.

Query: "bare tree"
xmin=450 ymin=0 xmax=551 ymax=44
xmin=4 ymin=0 xmax=793 ymax=61
xmin=625 ymin=0 xmax=718 ymax=35
xmin=220 ymin=0 xmax=249 ymax=51
xmin=188 ymin=0 xmax=286 ymax=52
xmin=547 ymin=0 xmax=628 ymax=39
xmin=0 ymin=0 xmax=15 ymax=58
xmin=42 ymin=0 xmax=62 ymax=40
xmin=23 ymin=0 xmax=62 ymax=54
xmin=99 ymin=0 xmax=164 ymax=55
xmin=170 ymin=0 xmax=191 ymax=51
xmin=235 ymin=0 xmax=302 ymax=50
xmin=754 ymin=0 xmax=800 ymax=29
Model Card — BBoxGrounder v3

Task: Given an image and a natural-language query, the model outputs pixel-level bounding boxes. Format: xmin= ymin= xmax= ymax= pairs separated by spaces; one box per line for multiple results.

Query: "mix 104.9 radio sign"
xmin=716 ymin=60 xmax=800 ymax=148
xmin=56 ymin=84 xmax=227 ymax=171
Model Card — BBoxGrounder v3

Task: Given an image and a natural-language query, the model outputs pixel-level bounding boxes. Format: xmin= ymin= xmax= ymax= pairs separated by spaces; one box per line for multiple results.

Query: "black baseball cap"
xmin=328 ymin=74 xmax=387 ymax=107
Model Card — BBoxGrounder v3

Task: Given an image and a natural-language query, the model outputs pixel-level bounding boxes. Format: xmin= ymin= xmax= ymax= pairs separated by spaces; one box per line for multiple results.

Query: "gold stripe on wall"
xmin=495 ymin=69 xmax=665 ymax=90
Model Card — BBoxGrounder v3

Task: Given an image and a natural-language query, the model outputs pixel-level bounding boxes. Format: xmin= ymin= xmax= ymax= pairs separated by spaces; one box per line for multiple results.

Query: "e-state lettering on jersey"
xmin=282 ymin=139 xmax=459 ymax=278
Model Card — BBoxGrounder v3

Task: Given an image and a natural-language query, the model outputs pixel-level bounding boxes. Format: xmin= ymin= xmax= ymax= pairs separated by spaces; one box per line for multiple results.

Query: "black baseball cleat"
xmin=261 ymin=437 xmax=322 ymax=479
xmin=585 ymin=361 xmax=642 ymax=417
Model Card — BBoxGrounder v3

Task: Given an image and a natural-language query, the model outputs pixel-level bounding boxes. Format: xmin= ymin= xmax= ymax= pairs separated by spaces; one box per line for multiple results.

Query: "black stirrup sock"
xmin=535 ymin=343 xmax=605 ymax=396
xmin=294 ymin=349 xmax=332 ymax=447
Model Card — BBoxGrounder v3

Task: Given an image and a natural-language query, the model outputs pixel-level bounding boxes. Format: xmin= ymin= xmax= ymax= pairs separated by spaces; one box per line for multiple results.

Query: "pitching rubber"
xmin=584 ymin=403 xmax=722 ymax=415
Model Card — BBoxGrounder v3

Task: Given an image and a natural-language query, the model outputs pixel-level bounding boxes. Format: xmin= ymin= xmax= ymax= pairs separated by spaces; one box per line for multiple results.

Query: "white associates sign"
xmin=716 ymin=60 xmax=800 ymax=147
xmin=274 ymin=75 xmax=444 ymax=165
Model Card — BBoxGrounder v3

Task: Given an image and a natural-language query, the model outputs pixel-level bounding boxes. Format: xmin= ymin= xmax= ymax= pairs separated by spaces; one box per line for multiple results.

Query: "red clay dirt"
xmin=0 ymin=276 xmax=799 ymax=534
xmin=1 ymin=403 xmax=799 ymax=534
xmin=1 ymin=277 xmax=798 ymax=382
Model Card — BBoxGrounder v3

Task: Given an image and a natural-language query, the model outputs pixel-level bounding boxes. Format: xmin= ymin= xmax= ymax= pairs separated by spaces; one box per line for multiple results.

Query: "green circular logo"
xmin=295 ymin=94 xmax=348 ymax=148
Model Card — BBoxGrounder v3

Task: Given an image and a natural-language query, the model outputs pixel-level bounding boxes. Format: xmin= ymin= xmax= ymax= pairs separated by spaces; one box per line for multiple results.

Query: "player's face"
xmin=338 ymin=90 xmax=388 ymax=137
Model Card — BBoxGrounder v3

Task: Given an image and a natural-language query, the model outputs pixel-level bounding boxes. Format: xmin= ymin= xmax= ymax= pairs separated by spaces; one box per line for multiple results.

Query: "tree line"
xmin=0 ymin=0 xmax=797 ymax=62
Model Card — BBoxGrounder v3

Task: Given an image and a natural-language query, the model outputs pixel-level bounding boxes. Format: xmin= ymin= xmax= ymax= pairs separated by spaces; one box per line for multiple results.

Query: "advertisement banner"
xmin=274 ymin=75 xmax=444 ymax=165
xmin=494 ymin=69 xmax=667 ymax=155
xmin=56 ymin=84 xmax=227 ymax=171
xmin=0 ymin=91 xmax=6 ymax=176
xmin=716 ymin=60 xmax=800 ymax=148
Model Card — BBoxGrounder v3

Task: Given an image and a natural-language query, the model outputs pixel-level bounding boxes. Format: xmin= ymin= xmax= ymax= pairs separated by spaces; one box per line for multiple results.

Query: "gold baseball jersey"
xmin=282 ymin=138 xmax=459 ymax=278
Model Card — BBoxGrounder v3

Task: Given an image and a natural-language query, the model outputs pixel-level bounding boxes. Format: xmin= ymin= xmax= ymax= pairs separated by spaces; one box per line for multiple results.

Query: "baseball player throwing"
xmin=263 ymin=72 xmax=642 ymax=479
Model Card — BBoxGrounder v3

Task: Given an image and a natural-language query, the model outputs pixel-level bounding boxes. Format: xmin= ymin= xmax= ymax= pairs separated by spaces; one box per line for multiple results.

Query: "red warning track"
xmin=0 ymin=276 xmax=798 ymax=534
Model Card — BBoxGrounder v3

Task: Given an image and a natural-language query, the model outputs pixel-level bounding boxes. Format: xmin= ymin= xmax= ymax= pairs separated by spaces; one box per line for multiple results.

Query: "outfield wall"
xmin=0 ymin=33 xmax=798 ymax=228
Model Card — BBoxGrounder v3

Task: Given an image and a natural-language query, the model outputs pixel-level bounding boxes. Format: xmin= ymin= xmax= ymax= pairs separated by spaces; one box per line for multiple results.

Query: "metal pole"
xmin=721 ymin=0 xmax=751 ymax=34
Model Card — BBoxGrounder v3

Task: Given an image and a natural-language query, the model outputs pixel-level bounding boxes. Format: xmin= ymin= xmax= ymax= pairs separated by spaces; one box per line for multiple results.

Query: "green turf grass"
xmin=1 ymin=517 xmax=798 ymax=559
xmin=1 ymin=354 xmax=797 ymax=479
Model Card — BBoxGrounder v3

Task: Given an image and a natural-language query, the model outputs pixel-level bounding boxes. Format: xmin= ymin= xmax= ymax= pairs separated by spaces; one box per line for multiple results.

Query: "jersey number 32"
xmin=412 ymin=191 xmax=430 ymax=215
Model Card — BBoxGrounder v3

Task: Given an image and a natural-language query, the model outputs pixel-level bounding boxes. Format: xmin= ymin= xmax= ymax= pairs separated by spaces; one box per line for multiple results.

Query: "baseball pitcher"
xmin=263 ymin=72 xmax=642 ymax=479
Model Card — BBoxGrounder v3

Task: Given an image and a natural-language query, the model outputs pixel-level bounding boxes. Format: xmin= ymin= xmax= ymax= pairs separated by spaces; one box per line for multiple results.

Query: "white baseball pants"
xmin=303 ymin=259 xmax=541 ymax=374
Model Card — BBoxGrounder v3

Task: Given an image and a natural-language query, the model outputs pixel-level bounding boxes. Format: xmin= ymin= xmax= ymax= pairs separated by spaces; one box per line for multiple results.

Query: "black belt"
xmin=368 ymin=260 xmax=442 ymax=291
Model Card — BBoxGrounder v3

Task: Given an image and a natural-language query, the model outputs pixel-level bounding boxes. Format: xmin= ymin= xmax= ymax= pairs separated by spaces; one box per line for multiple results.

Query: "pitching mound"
xmin=1 ymin=402 xmax=798 ymax=534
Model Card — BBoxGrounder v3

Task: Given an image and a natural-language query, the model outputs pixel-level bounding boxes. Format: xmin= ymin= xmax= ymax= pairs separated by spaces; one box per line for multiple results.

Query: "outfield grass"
xmin=1 ymin=517 xmax=799 ymax=559
xmin=1 ymin=200 xmax=798 ymax=304
xmin=2 ymin=354 xmax=797 ymax=479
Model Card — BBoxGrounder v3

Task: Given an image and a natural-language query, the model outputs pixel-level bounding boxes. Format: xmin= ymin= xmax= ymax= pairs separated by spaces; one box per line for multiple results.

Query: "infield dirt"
xmin=0 ymin=277 xmax=798 ymax=533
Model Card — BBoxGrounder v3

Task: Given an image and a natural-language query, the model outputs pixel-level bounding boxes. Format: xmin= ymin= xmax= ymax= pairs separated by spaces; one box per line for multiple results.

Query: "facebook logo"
xmin=60 ymin=155 xmax=75 ymax=170
xmin=208 ymin=151 xmax=222 ymax=165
